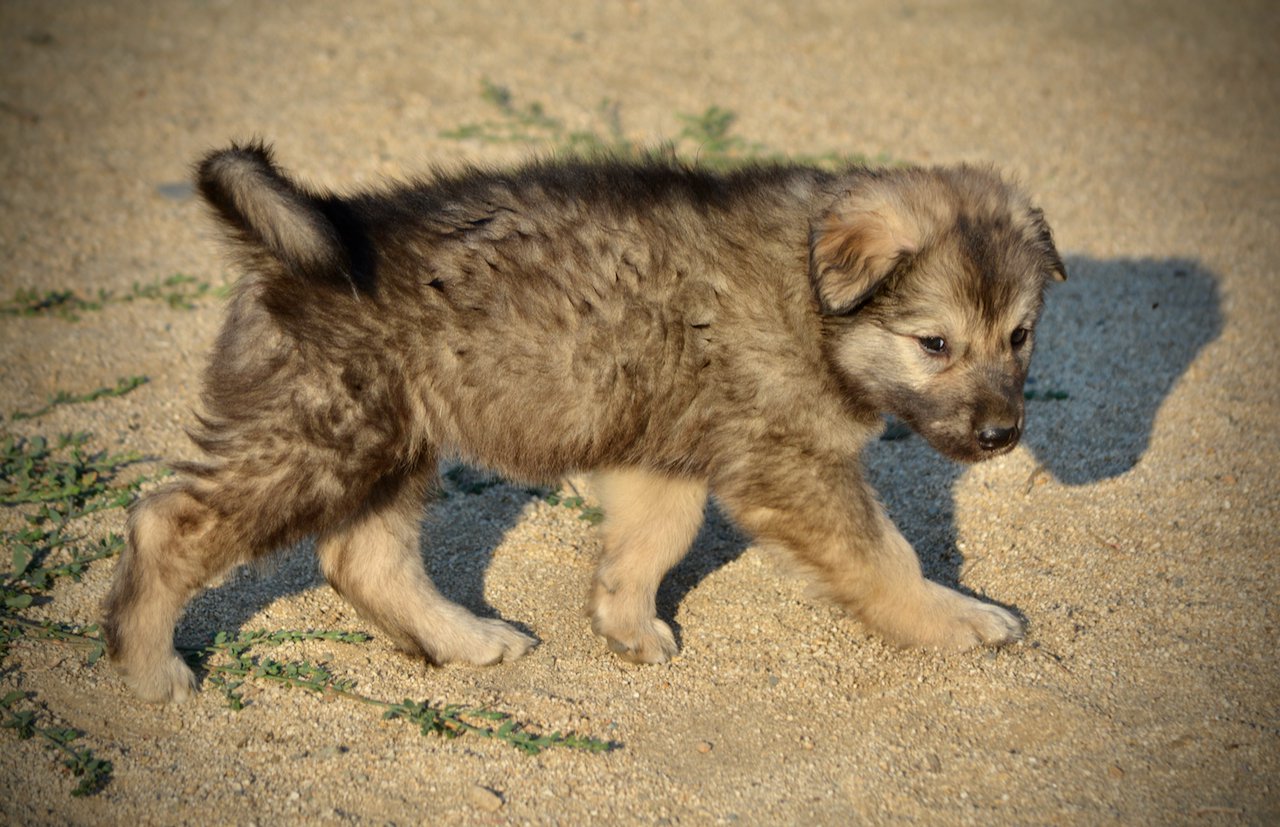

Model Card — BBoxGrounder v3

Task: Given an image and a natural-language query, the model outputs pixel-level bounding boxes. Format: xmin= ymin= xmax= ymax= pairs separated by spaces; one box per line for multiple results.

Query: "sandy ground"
xmin=1 ymin=1 xmax=1277 ymax=824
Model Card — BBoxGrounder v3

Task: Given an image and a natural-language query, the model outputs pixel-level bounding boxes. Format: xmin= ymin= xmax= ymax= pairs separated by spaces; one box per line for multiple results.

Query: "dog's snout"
xmin=976 ymin=424 xmax=1019 ymax=452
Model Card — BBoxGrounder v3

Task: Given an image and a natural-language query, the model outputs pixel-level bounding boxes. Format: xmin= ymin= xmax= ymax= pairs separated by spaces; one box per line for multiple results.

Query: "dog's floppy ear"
xmin=809 ymin=183 xmax=926 ymax=315
xmin=1028 ymin=206 xmax=1067 ymax=282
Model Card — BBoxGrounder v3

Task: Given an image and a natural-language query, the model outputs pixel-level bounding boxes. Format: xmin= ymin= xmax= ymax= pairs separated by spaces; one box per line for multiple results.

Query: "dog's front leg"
xmin=712 ymin=455 xmax=1024 ymax=651
xmin=587 ymin=469 xmax=709 ymax=663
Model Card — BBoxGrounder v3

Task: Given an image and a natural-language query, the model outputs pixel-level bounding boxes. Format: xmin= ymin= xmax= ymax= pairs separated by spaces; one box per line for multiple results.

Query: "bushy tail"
xmin=196 ymin=142 xmax=355 ymax=287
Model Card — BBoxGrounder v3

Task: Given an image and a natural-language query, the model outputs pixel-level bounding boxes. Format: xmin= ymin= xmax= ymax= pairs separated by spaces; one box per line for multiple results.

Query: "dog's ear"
xmin=810 ymin=185 xmax=925 ymax=315
xmin=1028 ymin=206 xmax=1067 ymax=282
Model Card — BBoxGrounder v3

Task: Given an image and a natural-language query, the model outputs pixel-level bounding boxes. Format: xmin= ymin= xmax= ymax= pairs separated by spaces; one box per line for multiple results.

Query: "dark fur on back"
xmin=194 ymin=148 xmax=851 ymax=481
xmin=102 ymin=144 xmax=1063 ymax=703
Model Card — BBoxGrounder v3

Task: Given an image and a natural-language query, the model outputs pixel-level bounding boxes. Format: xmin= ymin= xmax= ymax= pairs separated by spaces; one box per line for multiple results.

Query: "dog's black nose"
xmin=977 ymin=425 xmax=1019 ymax=451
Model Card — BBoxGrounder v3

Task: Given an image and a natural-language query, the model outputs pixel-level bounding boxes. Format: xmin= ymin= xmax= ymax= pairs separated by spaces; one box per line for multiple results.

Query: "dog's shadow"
xmin=178 ymin=256 xmax=1221 ymax=652
xmin=868 ymin=256 xmax=1222 ymax=591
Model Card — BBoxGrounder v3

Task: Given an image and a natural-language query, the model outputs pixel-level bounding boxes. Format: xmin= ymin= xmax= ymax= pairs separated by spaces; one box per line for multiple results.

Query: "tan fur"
xmin=588 ymin=470 xmax=709 ymax=663
xmin=317 ymin=454 xmax=535 ymax=666
xmin=101 ymin=145 xmax=1063 ymax=702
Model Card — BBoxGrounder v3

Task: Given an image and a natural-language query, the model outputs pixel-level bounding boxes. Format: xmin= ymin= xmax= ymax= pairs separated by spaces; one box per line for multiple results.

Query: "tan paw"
xmin=596 ymin=616 xmax=679 ymax=664
xmin=430 ymin=614 xmax=537 ymax=666
xmin=933 ymin=592 xmax=1025 ymax=649
xmin=118 ymin=651 xmax=199 ymax=704
xmin=866 ymin=581 xmax=1024 ymax=651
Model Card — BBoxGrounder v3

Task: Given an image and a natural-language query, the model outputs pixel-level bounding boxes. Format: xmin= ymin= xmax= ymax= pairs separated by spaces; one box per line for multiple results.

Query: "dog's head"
xmin=811 ymin=165 xmax=1065 ymax=462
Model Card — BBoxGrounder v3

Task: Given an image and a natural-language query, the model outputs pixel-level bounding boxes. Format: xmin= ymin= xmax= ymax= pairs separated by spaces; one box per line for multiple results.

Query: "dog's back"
xmin=195 ymin=146 xmax=844 ymax=478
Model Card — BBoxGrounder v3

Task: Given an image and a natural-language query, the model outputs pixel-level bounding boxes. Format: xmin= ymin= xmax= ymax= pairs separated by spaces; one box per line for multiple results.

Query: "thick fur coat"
xmin=103 ymin=145 xmax=1064 ymax=702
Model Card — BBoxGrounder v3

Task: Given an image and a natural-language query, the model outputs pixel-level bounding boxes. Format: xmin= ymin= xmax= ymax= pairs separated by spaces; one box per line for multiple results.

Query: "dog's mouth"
xmin=974 ymin=434 xmax=1020 ymax=461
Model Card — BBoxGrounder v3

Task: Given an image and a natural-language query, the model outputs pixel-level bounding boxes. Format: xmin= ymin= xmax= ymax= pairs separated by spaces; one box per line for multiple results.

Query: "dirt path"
xmin=1 ymin=1 xmax=1277 ymax=823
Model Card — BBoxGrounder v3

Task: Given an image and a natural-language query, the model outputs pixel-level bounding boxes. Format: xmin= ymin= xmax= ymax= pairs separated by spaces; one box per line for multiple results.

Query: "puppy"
xmin=102 ymin=144 xmax=1064 ymax=702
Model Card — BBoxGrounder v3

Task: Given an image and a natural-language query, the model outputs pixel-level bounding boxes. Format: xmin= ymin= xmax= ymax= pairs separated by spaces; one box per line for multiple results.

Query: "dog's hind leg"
xmin=102 ymin=450 xmax=373 ymax=704
xmin=317 ymin=455 xmax=536 ymax=667
xmin=587 ymin=469 xmax=708 ymax=663
xmin=102 ymin=483 xmax=223 ymax=703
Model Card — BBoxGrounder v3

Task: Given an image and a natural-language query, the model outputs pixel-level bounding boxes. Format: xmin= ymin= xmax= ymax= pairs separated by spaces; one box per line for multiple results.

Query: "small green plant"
xmin=0 ymin=431 xmax=144 ymax=619
xmin=382 ymin=699 xmax=611 ymax=755
xmin=0 ymin=432 xmax=144 ymax=508
xmin=674 ymin=105 xmax=769 ymax=166
xmin=9 ymin=375 xmax=148 ymax=422
xmin=0 ymin=429 xmax=147 ymax=794
xmin=123 ymin=273 xmax=225 ymax=309
xmin=442 ymin=79 xmax=570 ymax=145
xmin=1 ymin=691 xmax=112 ymax=797
xmin=187 ymin=628 xmax=613 ymax=754
xmin=0 ymin=617 xmax=109 ymax=665
xmin=544 ymin=490 xmax=605 ymax=526
xmin=192 ymin=629 xmax=370 ymax=710
xmin=0 ymin=273 xmax=228 ymax=322
xmin=443 ymin=466 xmax=606 ymax=527
xmin=0 ymin=288 xmax=108 ymax=320
xmin=442 ymin=81 xmax=889 ymax=170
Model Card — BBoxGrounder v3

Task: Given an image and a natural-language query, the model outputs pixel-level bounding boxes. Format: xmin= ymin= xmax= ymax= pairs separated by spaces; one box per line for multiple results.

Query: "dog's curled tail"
xmin=196 ymin=142 xmax=356 ymax=288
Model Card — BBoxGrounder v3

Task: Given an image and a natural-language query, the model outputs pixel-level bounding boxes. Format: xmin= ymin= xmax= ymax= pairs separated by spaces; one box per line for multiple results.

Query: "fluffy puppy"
xmin=102 ymin=144 xmax=1064 ymax=702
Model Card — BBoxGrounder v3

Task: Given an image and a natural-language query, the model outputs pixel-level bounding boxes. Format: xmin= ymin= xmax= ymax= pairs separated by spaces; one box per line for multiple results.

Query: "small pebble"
xmin=697 ymin=741 xmax=713 ymax=753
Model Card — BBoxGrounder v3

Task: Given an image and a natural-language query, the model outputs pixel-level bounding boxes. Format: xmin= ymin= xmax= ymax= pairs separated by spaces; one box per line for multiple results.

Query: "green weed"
xmin=190 ymin=629 xmax=370 ymax=710
xmin=0 ymin=432 xmax=144 ymax=508
xmin=442 ymin=80 xmax=889 ymax=169
xmin=9 ymin=375 xmax=148 ymax=422
xmin=382 ymin=699 xmax=612 ymax=755
xmin=123 ymin=273 xmax=226 ymax=309
xmin=0 ymin=288 xmax=107 ymax=320
xmin=0 ymin=427 xmax=147 ymax=793
xmin=0 ymin=430 xmax=144 ymax=619
xmin=1 ymin=691 xmax=112 ymax=796
xmin=544 ymin=490 xmax=605 ymax=526
xmin=0 ymin=273 xmax=227 ymax=322
xmin=187 ymin=629 xmax=614 ymax=755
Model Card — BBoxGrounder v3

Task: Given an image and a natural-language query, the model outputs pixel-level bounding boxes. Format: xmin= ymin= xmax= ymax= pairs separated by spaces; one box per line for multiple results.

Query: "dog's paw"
xmin=431 ymin=616 xmax=537 ymax=667
xmin=588 ymin=580 xmax=680 ymax=664
xmin=118 ymin=651 xmax=199 ymax=704
xmin=866 ymin=581 xmax=1024 ymax=651
xmin=468 ymin=618 xmax=539 ymax=665
xmin=594 ymin=615 xmax=679 ymax=664
xmin=937 ymin=594 xmax=1025 ymax=649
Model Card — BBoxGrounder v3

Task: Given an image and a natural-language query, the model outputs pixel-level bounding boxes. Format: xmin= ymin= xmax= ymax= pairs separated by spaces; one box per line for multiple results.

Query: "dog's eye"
xmin=918 ymin=336 xmax=947 ymax=355
xmin=1011 ymin=328 xmax=1030 ymax=348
